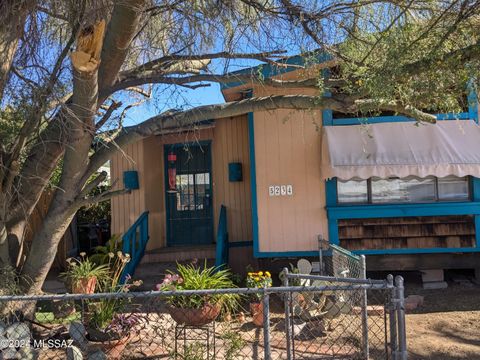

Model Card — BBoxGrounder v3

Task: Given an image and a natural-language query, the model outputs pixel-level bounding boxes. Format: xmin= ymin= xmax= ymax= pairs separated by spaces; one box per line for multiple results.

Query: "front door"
xmin=165 ymin=143 xmax=213 ymax=246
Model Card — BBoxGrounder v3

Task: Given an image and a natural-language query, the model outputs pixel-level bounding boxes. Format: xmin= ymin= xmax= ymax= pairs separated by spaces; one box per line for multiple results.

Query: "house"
xmin=110 ymin=54 xmax=480 ymax=282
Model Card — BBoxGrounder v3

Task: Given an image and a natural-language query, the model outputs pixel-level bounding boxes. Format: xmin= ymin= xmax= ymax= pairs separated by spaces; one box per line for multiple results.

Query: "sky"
xmin=122 ymin=83 xmax=226 ymax=126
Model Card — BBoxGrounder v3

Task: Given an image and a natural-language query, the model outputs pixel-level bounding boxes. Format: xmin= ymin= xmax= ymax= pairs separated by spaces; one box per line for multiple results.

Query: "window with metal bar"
xmin=337 ymin=176 xmax=470 ymax=204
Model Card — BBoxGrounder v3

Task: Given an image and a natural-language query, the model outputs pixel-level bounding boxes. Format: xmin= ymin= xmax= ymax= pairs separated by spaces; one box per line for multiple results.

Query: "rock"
xmin=352 ymin=305 xmax=384 ymax=316
xmin=2 ymin=346 xmax=18 ymax=359
xmin=0 ymin=321 xmax=6 ymax=336
xmin=6 ymin=322 xmax=30 ymax=341
xmin=421 ymin=269 xmax=444 ymax=283
xmin=0 ymin=334 xmax=9 ymax=350
xmin=67 ymin=345 xmax=83 ymax=360
xmin=88 ymin=350 xmax=107 ymax=360
xmin=69 ymin=322 xmax=88 ymax=350
xmin=17 ymin=347 xmax=38 ymax=360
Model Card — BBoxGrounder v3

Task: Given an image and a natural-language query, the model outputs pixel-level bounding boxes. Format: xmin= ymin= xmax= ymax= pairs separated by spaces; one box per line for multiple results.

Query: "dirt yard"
xmin=404 ymin=278 xmax=480 ymax=360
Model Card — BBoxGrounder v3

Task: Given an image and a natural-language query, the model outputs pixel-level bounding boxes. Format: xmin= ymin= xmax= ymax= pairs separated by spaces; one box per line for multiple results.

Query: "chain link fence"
xmin=317 ymin=237 xmax=365 ymax=280
xmin=0 ymin=275 xmax=406 ymax=360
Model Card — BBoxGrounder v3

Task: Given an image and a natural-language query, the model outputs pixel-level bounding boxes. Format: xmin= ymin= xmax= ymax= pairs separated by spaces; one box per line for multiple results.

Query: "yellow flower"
xmin=254 ymin=277 xmax=260 ymax=282
xmin=265 ymin=271 xmax=271 ymax=277
xmin=79 ymin=252 xmax=86 ymax=257
xmin=258 ymin=271 xmax=263 ymax=276
xmin=248 ymin=272 xmax=253 ymax=276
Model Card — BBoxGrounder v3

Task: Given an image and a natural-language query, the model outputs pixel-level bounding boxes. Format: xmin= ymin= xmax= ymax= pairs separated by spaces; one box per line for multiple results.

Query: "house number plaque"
xmin=269 ymin=185 xmax=293 ymax=197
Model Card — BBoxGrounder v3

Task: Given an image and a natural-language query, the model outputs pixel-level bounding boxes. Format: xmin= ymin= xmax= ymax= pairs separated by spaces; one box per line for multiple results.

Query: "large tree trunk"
xmin=20 ymin=20 xmax=105 ymax=294
xmin=20 ymin=201 xmax=76 ymax=294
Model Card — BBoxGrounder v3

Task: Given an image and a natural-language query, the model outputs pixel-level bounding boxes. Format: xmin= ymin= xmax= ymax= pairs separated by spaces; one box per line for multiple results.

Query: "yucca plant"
xmin=156 ymin=262 xmax=240 ymax=315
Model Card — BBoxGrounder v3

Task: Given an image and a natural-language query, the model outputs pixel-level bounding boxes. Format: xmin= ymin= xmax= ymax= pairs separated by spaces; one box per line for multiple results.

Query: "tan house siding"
xmin=110 ymin=140 xmax=145 ymax=238
xmin=253 ymin=86 xmax=328 ymax=253
xmin=212 ymin=115 xmax=252 ymax=242
xmin=110 ymin=119 xmax=252 ymax=250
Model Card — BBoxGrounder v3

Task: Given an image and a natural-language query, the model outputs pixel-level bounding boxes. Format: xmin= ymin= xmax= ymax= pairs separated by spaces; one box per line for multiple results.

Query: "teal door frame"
xmin=164 ymin=141 xmax=214 ymax=246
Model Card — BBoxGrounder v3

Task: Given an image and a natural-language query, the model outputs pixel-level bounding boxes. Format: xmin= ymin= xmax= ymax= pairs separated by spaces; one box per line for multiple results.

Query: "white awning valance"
xmin=322 ymin=121 xmax=480 ymax=180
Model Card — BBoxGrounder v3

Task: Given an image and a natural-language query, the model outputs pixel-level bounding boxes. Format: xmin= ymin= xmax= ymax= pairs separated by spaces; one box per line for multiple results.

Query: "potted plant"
xmin=61 ymin=252 xmax=110 ymax=294
xmin=156 ymin=262 xmax=240 ymax=326
xmin=246 ymin=271 xmax=272 ymax=326
xmin=86 ymin=251 xmax=144 ymax=359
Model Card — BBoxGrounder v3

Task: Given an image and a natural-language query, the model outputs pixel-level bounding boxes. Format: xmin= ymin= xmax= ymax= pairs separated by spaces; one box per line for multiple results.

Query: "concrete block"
xmin=421 ymin=269 xmax=444 ymax=283
xmin=473 ymin=268 xmax=480 ymax=285
xmin=423 ymin=281 xmax=448 ymax=290
xmin=405 ymin=295 xmax=424 ymax=311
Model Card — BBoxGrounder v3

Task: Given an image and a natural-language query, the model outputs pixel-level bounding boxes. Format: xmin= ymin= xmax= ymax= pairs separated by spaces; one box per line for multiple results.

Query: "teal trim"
xmin=328 ymin=201 xmax=480 ymax=220
xmin=255 ymin=250 xmax=318 ymax=258
xmin=215 ymin=205 xmax=228 ymax=267
xmin=254 ymin=247 xmax=480 ymax=257
xmin=472 ymin=177 xmax=480 ymax=248
xmin=325 ymin=179 xmax=339 ymax=245
xmin=322 ymin=109 xmax=333 ymax=126
xmin=246 ymin=91 xmax=261 ymax=258
xmin=121 ymin=211 xmax=149 ymax=282
xmin=325 ymin=179 xmax=337 ymax=206
xmin=354 ymin=248 xmax=480 ymax=255
xmin=467 ymin=81 xmax=478 ymax=122
xmin=164 ymin=141 xmax=213 ymax=246
xmin=331 ymin=112 xmax=470 ymax=126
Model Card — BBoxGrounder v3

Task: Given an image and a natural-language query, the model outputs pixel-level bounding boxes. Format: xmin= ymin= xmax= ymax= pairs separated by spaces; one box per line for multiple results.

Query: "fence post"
xmin=263 ymin=289 xmax=271 ymax=360
xmin=360 ymin=255 xmax=369 ymax=360
xmin=387 ymin=274 xmax=398 ymax=360
xmin=282 ymin=268 xmax=293 ymax=360
xmin=395 ymin=276 xmax=407 ymax=360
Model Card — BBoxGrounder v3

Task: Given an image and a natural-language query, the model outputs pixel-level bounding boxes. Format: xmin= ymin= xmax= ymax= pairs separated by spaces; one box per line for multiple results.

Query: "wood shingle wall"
xmin=339 ymin=216 xmax=475 ymax=250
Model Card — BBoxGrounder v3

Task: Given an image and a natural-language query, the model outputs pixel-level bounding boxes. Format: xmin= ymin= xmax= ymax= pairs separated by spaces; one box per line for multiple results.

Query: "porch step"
xmin=140 ymin=245 xmax=216 ymax=264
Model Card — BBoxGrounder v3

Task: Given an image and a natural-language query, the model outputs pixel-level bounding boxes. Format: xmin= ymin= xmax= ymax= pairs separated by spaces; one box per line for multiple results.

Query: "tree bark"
xmin=20 ymin=19 xmax=104 ymax=294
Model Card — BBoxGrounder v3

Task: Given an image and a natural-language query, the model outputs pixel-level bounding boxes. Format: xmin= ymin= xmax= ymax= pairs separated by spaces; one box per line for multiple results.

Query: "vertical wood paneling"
xmin=253 ymin=86 xmax=328 ymax=252
xmin=212 ymin=115 xmax=252 ymax=242
xmin=111 ymin=123 xmax=252 ymax=252
xmin=110 ymin=140 xmax=145 ymax=237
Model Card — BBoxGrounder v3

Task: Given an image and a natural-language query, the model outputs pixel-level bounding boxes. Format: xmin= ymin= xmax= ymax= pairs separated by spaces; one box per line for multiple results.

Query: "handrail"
xmin=215 ymin=205 xmax=228 ymax=268
xmin=121 ymin=211 xmax=149 ymax=282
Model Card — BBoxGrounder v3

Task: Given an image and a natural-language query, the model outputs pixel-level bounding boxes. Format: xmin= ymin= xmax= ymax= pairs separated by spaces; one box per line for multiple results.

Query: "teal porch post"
xmin=472 ymin=178 xmax=480 ymax=248
xmin=325 ymin=179 xmax=339 ymax=245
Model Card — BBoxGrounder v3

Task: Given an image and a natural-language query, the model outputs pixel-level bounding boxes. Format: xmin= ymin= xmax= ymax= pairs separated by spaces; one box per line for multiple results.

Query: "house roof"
xmin=220 ymin=50 xmax=330 ymax=99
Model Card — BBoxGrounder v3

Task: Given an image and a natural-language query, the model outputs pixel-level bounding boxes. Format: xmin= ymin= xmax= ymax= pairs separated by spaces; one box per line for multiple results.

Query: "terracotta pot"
xmin=72 ymin=276 xmax=97 ymax=294
xmin=250 ymin=302 xmax=264 ymax=326
xmin=167 ymin=303 xmax=221 ymax=326
xmin=88 ymin=330 xmax=130 ymax=360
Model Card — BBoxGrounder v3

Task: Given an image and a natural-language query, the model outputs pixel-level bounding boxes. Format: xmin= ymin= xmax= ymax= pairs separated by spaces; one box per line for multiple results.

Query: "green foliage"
xmin=171 ymin=342 xmax=206 ymax=360
xmin=89 ymin=235 xmax=122 ymax=266
xmin=157 ymin=262 xmax=240 ymax=315
xmin=88 ymin=252 xmax=142 ymax=331
xmin=77 ymin=183 xmax=111 ymax=224
xmin=335 ymin=17 xmax=480 ymax=116
xmin=220 ymin=330 xmax=246 ymax=360
xmin=60 ymin=253 xmax=110 ymax=286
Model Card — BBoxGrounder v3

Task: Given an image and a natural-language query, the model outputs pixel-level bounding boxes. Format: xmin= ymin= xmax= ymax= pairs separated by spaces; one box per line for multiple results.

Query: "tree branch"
xmin=77 ymin=188 xmax=130 ymax=207
xmin=84 ymin=93 xmax=437 ymax=182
